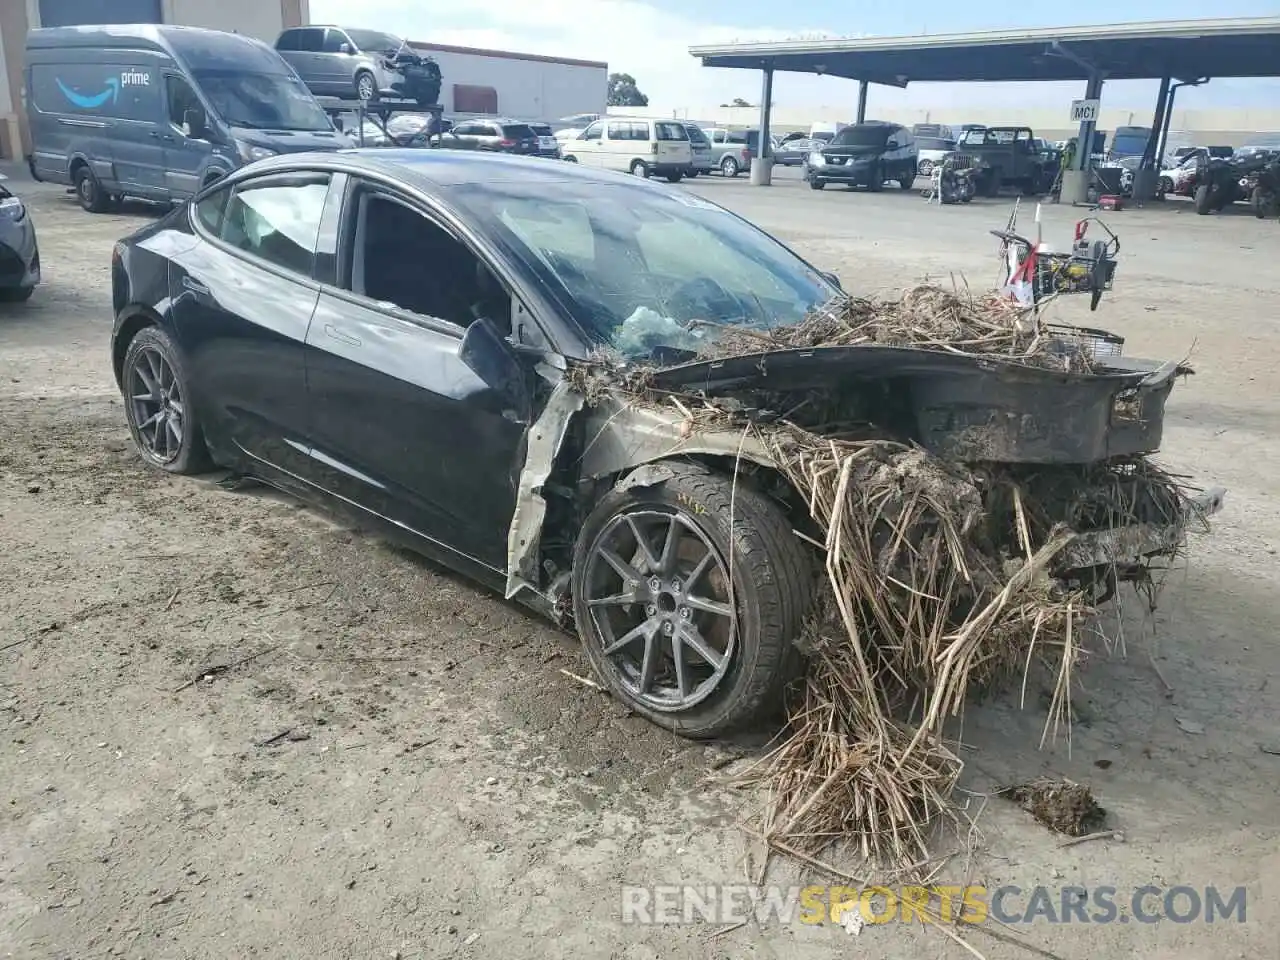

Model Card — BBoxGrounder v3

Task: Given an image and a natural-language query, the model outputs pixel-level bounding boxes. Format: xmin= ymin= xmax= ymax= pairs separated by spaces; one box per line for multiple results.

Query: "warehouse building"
xmin=0 ymin=0 xmax=310 ymax=159
xmin=408 ymin=41 xmax=607 ymax=122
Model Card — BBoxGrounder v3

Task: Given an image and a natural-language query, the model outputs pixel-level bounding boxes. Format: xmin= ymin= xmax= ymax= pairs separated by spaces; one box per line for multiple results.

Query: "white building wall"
xmin=423 ymin=49 xmax=607 ymax=122
xmin=162 ymin=0 xmax=288 ymax=44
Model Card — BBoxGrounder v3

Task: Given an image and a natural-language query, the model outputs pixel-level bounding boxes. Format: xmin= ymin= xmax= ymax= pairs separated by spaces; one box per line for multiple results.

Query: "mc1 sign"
xmin=1070 ymin=99 xmax=1100 ymax=123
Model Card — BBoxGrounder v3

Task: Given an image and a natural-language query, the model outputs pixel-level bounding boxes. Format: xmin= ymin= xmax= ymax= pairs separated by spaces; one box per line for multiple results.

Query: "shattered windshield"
xmin=452 ymin=182 xmax=838 ymax=361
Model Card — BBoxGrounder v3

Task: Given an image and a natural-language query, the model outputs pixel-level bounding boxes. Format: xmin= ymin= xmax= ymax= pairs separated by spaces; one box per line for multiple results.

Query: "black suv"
xmin=805 ymin=121 xmax=918 ymax=191
xmin=445 ymin=119 xmax=540 ymax=155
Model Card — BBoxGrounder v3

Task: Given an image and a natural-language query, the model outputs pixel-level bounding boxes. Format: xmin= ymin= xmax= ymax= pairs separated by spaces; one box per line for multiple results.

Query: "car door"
xmin=167 ymin=170 xmax=338 ymax=477
xmin=303 ymin=176 xmax=529 ymax=569
xmin=573 ymin=120 xmax=604 ymax=166
xmin=285 ymin=27 xmax=329 ymax=94
xmin=319 ymin=28 xmax=356 ymax=92
xmin=160 ymin=72 xmax=213 ymax=200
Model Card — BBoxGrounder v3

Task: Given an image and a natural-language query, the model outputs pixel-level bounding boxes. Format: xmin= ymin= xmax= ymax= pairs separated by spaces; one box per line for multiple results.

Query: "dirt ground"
xmin=2 ymin=164 xmax=1277 ymax=960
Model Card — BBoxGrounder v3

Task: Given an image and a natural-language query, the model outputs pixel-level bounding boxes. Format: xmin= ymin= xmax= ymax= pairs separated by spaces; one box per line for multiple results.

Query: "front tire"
xmin=809 ymin=178 xmax=825 ymax=190
xmin=918 ymin=160 xmax=934 ymax=177
xmin=665 ymin=171 xmax=683 ymax=183
xmin=1194 ymin=183 xmax=1214 ymax=215
xmin=572 ymin=463 xmax=812 ymax=739
xmin=121 ymin=326 xmax=213 ymax=475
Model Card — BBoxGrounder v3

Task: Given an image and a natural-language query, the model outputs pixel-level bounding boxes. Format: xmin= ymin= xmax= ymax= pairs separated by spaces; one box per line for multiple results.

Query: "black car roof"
xmin=26 ymin=24 xmax=287 ymax=73
xmin=244 ymin=148 xmax=674 ymax=189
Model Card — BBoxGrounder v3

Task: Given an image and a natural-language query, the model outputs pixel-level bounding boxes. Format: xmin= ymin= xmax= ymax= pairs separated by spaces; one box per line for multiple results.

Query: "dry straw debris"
xmin=572 ymin=284 xmax=1194 ymax=876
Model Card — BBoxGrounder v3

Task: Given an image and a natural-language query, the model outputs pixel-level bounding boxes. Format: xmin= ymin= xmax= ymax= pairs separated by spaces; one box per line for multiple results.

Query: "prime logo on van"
xmin=55 ymin=70 xmax=152 ymax=109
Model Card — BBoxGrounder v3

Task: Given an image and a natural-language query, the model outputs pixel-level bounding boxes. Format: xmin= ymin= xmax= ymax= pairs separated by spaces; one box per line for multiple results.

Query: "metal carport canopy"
xmin=688 ymin=17 xmax=1280 ymax=85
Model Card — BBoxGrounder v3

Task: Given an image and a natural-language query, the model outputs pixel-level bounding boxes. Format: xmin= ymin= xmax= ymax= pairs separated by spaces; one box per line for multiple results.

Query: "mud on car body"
xmin=108 ymin=150 xmax=1222 ymax=739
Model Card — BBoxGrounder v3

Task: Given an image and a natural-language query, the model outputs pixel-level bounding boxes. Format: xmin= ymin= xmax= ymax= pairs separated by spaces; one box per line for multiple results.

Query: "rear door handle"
xmin=150 ymin=131 xmax=175 ymax=141
xmin=181 ymin=276 xmax=209 ymax=296
xmin=324 ymin=323 xmax=360 ymax=347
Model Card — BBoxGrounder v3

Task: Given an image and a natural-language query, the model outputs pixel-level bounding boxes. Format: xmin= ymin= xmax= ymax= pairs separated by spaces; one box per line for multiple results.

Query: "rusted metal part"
xmin=1057 ymin=486 xmax=1226 ymax=570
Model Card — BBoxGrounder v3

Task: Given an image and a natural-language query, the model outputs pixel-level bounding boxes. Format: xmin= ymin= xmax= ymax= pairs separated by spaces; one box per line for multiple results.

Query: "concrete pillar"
xmin=1132 ymin=76 xmax=1170 ymax=201
xmin=1063 ymin=72 xmax=1103 ymax=204
xmin=856 ymin=80 xmax=868 ymax=123
xmin=0 ymin=0 xmax=32 ymax=160
xmin=750 ymin=64 xmax=774 ymax=185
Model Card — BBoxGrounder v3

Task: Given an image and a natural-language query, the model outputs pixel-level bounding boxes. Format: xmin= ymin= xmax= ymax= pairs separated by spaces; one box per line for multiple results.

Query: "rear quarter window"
xmin=30 ymin=62 xmax=160 ymax=122
xmin=503 ymin=124 xmax=535 ymax=140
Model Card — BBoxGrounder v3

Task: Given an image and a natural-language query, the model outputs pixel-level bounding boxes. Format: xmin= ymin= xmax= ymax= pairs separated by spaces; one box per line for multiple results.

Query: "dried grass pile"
xmin=573 ymin=285 xmax=1195 ymax=875
xmin=698 ymin=285 xmax=1101 ymax=374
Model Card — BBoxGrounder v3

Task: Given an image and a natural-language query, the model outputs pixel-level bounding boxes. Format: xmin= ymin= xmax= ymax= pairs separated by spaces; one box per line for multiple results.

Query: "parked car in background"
xmin=1158 ymin=154 xmax=1203 ymax=197
xmin=0 ymin=173 xmax=39 ymax=303
xmin=682 ymin=123 xmax=714 ymax=176
xmin=25 ymin=24 xmax=344 ymax=212
xmin=275 ymin=26 xmax=441 ymax=105
xmin=560 ymin=117 xmax=693 ymax=181
xmin=527 ymin=123 xmax=562 ymax=159
xmin=702 ymin=128 xmax=753 ymax=177
xmin=915 ymin=136 xmax=957 ymax=176
xmin=447 ymin=118 xmax=540 ymax=155
xmin=806 ymin=121 xmax=918 ymax=191
xmin=773 ymin=136 xmax=821 ymax=166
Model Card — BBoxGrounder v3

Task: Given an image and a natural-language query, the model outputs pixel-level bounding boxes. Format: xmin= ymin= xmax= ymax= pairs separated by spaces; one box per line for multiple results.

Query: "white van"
xmin=560 ymin=116 xmax=694 ymax=181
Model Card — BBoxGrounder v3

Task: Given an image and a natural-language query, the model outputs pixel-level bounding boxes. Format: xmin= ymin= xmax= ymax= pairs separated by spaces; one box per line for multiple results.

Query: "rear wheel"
xmin=665 ymin=171 xmax=683 ymax=183
xmin=720 ymin=156 xmax=740 ymax=178
xmin=1157 ymin=176 xmax=1173 ymax=198
xmin=0 ymin=286 xmax=35 ymax=303
xmin=73 ymin=165 xmax=110 ymax=213
xmin=898 ymin=172 xmax=915 ymax=190
xmin=809 ymin=178 xmax=825 ymax=190
xmin=572 ymin=463 xmax=812 ymax=739
xmin=121 ymin=326 xmax=213 ymax=475
xmin=630 ymin=160 xmax=650 ymax=178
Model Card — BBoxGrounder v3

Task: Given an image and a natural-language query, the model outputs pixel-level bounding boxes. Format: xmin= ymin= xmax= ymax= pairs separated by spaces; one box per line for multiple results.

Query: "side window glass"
xmin=220 ymin=178 xmax=331 ymax=277
xmin=350 ymin=191 xmax=512 ymax=333
xmin=166 ymin=75 xmax=202 ymax=135
xmin=277 ymin=31 xmax=298 ymax=51
xmin=607 ymin=121 xmax=627 ymax=140
xmin=583 ymin=121 xmax=603 ymax=141
xmin=297 ymin=28 xmax=323 ymax=52
xmin=194 ymin=186 xmax=229 ymax=234
xmin=322 ymin=29 xmax=349 ymax=53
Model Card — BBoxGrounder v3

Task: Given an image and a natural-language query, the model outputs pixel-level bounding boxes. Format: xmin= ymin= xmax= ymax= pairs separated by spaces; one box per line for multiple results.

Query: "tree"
xmin=607 ymin=73 xmax=649 ymax=108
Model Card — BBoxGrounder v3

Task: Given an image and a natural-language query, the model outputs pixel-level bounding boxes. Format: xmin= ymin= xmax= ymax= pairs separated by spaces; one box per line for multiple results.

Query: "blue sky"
xmin=311 ymin=0 xmax=1280 ymax=112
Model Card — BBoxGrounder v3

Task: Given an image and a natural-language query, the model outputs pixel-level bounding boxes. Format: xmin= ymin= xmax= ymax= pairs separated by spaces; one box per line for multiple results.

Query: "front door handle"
xmin=324 ymin=323 xmax=360 ymax=347
xmin=181 ymin=276 xmax=209 ymax=296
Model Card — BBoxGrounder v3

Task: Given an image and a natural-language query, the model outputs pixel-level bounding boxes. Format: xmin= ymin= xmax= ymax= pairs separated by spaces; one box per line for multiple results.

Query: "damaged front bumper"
xmin=1057 ymin=485 xmax=1226 ymax=571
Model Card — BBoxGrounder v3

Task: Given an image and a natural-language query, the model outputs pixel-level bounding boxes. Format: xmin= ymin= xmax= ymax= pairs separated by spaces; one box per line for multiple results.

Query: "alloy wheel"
xmin=582 ymin=509 xmax=737 ymax=712
xmin=356 ymin=73 xmax=375 ymax=101
xmin=127 ymin=346 xmax=186 ymax=464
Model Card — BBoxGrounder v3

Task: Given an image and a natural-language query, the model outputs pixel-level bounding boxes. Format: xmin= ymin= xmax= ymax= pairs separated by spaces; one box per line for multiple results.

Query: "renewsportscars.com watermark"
xmin=620 ymin=884 xmax=1247 ymax=927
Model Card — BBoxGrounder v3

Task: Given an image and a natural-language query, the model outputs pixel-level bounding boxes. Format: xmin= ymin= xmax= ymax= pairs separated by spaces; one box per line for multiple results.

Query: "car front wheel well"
xmin=112 ymin=309 xmax=162 ymax=388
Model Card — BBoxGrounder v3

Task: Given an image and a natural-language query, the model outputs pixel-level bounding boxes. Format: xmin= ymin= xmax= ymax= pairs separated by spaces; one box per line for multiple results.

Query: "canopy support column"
xmin=1062 ymin=71 xmax=1103 ymax=204
xmin=1131 ymin=75 xmax=1170 ymax=200
xmin=750 ymin=63 xmax=775 ymax=185
xmin=856 ymin=80 xmax=868 ymax=123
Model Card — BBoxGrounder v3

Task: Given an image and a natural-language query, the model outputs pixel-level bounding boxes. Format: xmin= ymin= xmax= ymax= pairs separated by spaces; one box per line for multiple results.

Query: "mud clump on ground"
xmin=998 ymin=776 xmax=1108 ymax=836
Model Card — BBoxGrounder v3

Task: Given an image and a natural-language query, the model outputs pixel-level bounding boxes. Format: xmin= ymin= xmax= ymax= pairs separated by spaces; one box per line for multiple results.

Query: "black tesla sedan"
xmin=109 ymin=150 xmax=841 ymax=738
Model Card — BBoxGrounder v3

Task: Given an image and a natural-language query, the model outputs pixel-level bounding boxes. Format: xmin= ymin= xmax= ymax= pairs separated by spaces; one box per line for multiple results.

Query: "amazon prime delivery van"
xmin=25 ymin=24 xmax=344 ymax=212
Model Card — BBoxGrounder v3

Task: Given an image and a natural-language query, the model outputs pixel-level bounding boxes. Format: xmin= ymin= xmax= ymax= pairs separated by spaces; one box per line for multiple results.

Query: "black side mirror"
xmin=460 ymin=318 xmax=529 ymax=418
xmin=184 ymin=109 xmax=207 ymax=138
